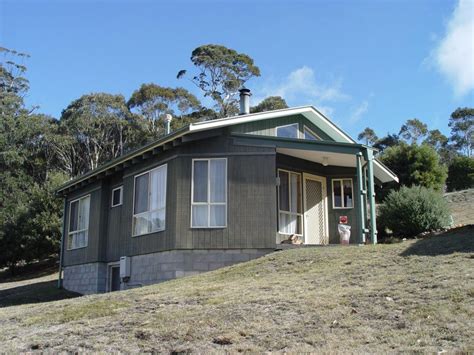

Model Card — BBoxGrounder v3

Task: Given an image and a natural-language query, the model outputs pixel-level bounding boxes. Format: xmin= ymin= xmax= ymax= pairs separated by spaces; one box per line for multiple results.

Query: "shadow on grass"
xmin=0 ymin=258 xmax=58 ymax=283
xmin=0 ymin=280 xmax=81 ymax=308
xmin=400 ymin=225 xmax=474 ymax=257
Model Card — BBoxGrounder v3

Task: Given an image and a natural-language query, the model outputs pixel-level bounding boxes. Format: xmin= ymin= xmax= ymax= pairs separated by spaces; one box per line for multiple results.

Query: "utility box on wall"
xmin=119 ymin=256 xmax=131 ymax=278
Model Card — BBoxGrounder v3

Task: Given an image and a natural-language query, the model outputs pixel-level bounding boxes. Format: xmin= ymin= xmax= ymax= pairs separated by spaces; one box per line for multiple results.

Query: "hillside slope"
xmin=0 ymin=226 xmax=473 ymax=353
xmin=445 ymin=189 xmax=474 ymax=226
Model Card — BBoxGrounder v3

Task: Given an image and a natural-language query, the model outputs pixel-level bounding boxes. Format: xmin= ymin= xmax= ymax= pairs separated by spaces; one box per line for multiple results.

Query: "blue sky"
xmin=1 ymin=0 xmax=473 ymax=140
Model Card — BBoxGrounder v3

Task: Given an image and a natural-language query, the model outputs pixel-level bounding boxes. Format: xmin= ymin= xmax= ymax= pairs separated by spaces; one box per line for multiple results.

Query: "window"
xmin=68 ymin=195 xmax=90 ymax=250
xmin=304 ymin=126 xmax=321 ymax=141
xmin=278 ymin=170 xmax=303 ymax=235
xmin=276 ymin=123 xmax=299 ymax=138
xmin=191 ymin=158 xmax=227 ymax=228
xmin=332 ymin=179 xmax=353 ymax=209
xmin=111 ymin=186 xmax=123 ymax=207
xmin=132 ymin=164 xmax=167 ymax=236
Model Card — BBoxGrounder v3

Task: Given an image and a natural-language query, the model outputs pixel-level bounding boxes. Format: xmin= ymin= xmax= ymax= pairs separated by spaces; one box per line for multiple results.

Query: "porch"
xmin=231 ymin=133 xmax=398 ymax=245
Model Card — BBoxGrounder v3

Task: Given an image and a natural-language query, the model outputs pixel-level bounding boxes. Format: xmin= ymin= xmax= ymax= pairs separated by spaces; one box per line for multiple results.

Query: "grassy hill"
xmin=0 ymin=226 xmax=473 ymax=352
xmin=445 ymin=188 xmax=474 ymax=226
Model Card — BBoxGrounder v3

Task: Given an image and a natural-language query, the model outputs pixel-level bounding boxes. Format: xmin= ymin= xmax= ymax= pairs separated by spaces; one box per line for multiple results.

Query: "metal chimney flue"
xmin=164 ymin=114 xmax=173 ymax=134
xmin=239 ymin=87 xmax=251 ymax=115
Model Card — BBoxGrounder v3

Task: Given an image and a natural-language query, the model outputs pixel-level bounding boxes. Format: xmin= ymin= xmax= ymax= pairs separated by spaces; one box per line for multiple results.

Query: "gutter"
xmin=57 ymin=198 xmax=67 ymax=289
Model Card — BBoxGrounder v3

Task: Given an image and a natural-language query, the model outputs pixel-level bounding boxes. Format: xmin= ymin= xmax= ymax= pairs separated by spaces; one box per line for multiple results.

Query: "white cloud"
xmin=254 ymin=66 xmax=350 ymax=114
xmin=349 ymin=100 xmax=369 ymax=124
xmin=432 ymin=0 xmax=474 ymax=96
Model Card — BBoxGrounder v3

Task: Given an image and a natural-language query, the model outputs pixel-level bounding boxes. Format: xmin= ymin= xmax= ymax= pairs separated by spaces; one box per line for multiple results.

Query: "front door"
xmin=303 ymin=174 xmax=329 ymax=244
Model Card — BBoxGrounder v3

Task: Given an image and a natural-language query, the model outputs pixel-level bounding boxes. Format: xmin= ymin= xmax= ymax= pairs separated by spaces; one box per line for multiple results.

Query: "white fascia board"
xmin=189 ymin=106 xmax=354 ymax=144
xmin=374 ymin=159 xmax=399 ymax=183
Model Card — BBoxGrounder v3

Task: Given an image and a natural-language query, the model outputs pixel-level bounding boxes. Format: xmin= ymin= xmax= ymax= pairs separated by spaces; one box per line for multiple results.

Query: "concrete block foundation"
xmin=62 ymin=248 xmax=272 ymax=294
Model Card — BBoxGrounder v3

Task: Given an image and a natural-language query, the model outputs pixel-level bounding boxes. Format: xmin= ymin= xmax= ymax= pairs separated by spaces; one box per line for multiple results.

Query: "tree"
xmin=250 ymin=96 xmax=288 ymax=113
xmin=378 ymin=143 xmax=447 ymax=199
xmin=424 ymin=129 xmax=448 ymax=151
xmin=446 ymin=156 xmax=474 ymax=192
xmin=178 ymin=44 xmax=261 ymax=117
xmin=128 ymin=83 xmax=201 ymax=137
xmin=449 ymin=107 xmax=473 ymax=157
xmin=59 ymin=93 xmax=140 ymax=175
xmin=373 ymin=133 xmax=400 ymax=153
xmin=357 ymin=127 xmax=378 ymax=146
xmin=399 ymin=118 xmax=428 ymax=144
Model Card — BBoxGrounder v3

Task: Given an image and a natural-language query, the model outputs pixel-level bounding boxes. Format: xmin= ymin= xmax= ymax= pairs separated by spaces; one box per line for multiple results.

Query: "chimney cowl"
xmin=239 ymin=87 xmax=251 ymax=115
xmin=164 ymin=114 xmax=172 ymax=134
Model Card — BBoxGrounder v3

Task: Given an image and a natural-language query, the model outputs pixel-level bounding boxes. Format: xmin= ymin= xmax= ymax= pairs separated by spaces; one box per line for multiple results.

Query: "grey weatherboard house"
xmin=56 ymin=89 xmax=398 ymax=294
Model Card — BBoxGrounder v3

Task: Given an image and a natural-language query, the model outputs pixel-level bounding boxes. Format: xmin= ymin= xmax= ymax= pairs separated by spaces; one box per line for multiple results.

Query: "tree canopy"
xmin=250 ymin=96 xmax=288 ymax=113
xmin=449 ymin=107 xmax=473 ymax=157
xmin=179 ymin=44 xmax=261 ymax=117
xmin=399 ymin=118 xmax=428 ymax=144
xmin=357 ymin=127 xmax=378 ymax=146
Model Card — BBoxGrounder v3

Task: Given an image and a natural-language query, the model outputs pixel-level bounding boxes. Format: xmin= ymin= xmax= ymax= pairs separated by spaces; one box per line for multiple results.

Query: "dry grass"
xmin=445 ymin=189 xmax=474 ymax=226
xmin=0 ymin=226 xmax=473 ymax=353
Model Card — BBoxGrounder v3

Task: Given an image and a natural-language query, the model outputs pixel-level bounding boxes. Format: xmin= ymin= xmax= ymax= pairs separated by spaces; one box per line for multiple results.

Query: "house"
xmin=56 ymin=88 xmax=398 ymax=294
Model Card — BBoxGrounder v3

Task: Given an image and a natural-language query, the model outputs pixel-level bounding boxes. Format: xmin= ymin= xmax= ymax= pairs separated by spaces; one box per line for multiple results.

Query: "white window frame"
xmin=331 ymin=178 xmax=354 ymax=209
xmin=132 ymin=164 xmax=167 ymax=237
xmin=111 ymin=186 xmax=123 ymax=207
xmin=303 ymin=125 xmax=322 ymax=140
xmin=191 ymin=158 xmax=228 ymax=228
xmin=67 ymin=194 xmax=90 ymax=250
xmin=277 ymin=169 xmax=304 ymax=236
xmin=276 ymin=123 xmax=300 ymax=139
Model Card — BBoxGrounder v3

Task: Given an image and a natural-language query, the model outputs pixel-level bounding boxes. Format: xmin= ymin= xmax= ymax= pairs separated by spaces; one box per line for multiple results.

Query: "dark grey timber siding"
xmin=276 ymin=154 xmax=361 ymax=244
xmin=230 ymin=114 xmax=334 ymax=141
xmin=63 ymin=181 xmax=106 ymax=266
xmin=63 ymin=134 xmax=278 ymax=266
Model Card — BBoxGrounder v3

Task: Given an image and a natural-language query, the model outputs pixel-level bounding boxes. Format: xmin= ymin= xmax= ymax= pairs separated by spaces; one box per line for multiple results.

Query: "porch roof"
xmin=231 ymin=133 xmax=399 ymax=184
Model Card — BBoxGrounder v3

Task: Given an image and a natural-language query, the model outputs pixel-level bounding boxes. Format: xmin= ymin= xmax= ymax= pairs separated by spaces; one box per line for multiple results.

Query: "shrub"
xmin=446 ymin=156 xmax=474 ymax=192
xmin=378 ymin=186 xmax=450 ymax=237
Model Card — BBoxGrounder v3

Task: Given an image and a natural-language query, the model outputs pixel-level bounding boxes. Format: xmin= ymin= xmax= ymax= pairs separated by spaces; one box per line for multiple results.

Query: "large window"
xmin=278 ymin=170 xmax=303 ymax=235
xmin=133 ymin=164 xmax=167 ymax=236
xmin=276 ymin=123 xmax=299 ymax=138
xmin=332 ymin=178 xmax=353 ymax=209
xmin=191 ymin=158 xmax=227 ymax=228
xmin=68 ymin=195 xmax=90 ymax=250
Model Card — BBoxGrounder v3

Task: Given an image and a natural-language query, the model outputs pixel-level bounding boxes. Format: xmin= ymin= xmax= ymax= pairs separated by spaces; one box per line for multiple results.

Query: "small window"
xmin=278 ymin=170 xmax=303 ymax=235
xmin=111 ymin=186 xmax=123 ymax=207
xmin=132 ymin=164 xmax=167 ymax=236
xmin=191 ymin=158 xmax=227 ymax=228
xmin=68 ymin=195 xmax=90 ymax=250
xmin=304 ymin=126 xmax=321 ymax=141
xmin=276 ymin=123 xmax=299 ymax=138
xmin=332 ymin=179 xmax=353 ymax=209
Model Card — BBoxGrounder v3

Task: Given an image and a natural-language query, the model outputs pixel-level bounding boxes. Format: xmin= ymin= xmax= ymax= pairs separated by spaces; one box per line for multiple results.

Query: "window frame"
xmin=132 ymin=164 xmax=168 ymax=237
xmin=277 ymin=169 xmax=304 ymax=236
xmin=111 ymin=186 xmax=123 ymax=207
xmin=67 ymin=194 xmax=91 ymax=250
xmin=191 ymin=158 xmax=228 ymax=229
xmin=331 ymin=178 xmax=354 ymax=209
xmin=303 ymin=125 xmax=322 ymax=141
xmin=276 ymin=123 xmax=300 ymax=139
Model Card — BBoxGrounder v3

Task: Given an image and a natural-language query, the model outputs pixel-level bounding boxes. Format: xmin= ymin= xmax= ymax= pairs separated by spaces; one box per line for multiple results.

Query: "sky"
xmin=1 ymin=0 xmax=473 ymax=140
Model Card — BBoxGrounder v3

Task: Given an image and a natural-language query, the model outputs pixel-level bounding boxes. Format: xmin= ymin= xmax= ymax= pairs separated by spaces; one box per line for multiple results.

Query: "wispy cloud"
xmin=431 ymin=0 xmax=474 ymax=96
xmin=254 ymin=66 xmax=350 ymax=115
xmin=349 ymin=100 xmax=369 ymax=124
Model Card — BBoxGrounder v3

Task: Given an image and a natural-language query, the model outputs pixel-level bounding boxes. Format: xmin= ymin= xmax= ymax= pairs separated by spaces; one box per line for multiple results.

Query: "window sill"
xmin=66 ymin=245 xmax=88 ymax=251
xmin=332 ymin=207 xmax=354 ymax=210
xmin=132 ymin=228 xmax=166 ymax=238
xmin=191 ymin=226 xmax=227 ymax=229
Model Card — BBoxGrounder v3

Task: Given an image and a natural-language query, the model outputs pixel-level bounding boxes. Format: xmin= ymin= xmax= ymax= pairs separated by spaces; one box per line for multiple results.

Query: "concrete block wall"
xmin=63 ymin=249 xmax=272 ymax=294
xmin=125 ymin=249 xmax=272 ymax=289
xmin=63 ymin=262 xmax=107 ymax=294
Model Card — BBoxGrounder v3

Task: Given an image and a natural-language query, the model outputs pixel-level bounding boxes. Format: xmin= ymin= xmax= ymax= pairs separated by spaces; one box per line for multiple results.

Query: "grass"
xmin=445 ymin=188 xmax=474 ymax=226
xmin=0 ymin=226 xmax=472 ymax=352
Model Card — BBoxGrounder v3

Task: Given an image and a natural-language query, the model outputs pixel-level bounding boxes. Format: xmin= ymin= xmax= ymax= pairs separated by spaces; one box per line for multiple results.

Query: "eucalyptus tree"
xmin=449 ymin=107 xmax=473 ymax=157
xmin=251 ymin=96 xmax=288 ymax=113
xmin=128 ymin=84 xmax=201 ymax=137
xmin=399 ymin=118 xmax=428 ymax=144
xmin=178 ymin=44 xmax=261 ymax=117
xmin=357 ymin=127 xmax=379 ymax=146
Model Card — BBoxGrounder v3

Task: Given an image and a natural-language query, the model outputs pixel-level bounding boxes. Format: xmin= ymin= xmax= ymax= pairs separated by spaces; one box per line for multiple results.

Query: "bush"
xmin=378 ymin=186 xmax=450 ymax=237
xmin=446 ymin=156 xmax=474 ymax=192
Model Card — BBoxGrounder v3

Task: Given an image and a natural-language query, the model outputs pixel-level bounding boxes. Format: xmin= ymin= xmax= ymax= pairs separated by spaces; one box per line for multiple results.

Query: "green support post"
xmin=364 ymin=148 xmax=377 ymax=244
xmin=356 ymin=152 xmax=366 ymax=244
